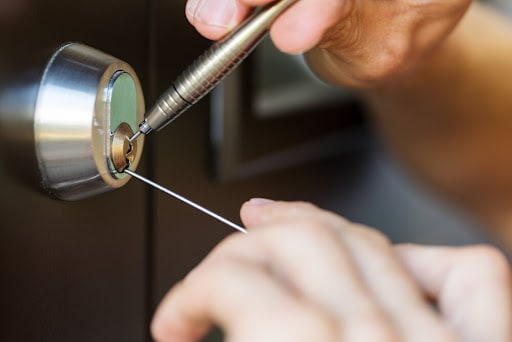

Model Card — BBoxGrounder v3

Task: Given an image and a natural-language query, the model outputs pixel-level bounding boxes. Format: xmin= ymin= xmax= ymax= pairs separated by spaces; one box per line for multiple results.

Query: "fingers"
xmin=185 ymin=0 xmax=347 ymax=53
xmin=185 ymin=0 xmax=472 ymax=87
xmin=241 ymin=201 xmax=400 ymax=340
xmin=185 ymin=0 xmax=253 ymax=40
xmin=310 ymin=0 xmax=472 ymax=87
xmin=241 ymin=200 xmax=455 ymax=340
xmin=151 ymin=234 xmax=338 ymax=342
xmin=154 ymin=200 xmax=495 ymax=341
xmin=395 ymin=244 xmax=512 ymax=341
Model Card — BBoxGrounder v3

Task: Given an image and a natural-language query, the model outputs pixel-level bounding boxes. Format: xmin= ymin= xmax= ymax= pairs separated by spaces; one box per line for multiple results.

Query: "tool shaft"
xmin=137 ymin=0 xmax=298 ymax=136
xmin=124 ymin=169 xmax=247 ymax=233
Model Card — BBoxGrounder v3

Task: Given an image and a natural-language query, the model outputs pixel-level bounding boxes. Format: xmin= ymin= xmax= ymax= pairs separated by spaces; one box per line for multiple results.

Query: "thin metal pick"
xmin=128 ymin=131 xmax=142 ymax=142
xmin=124 ymin=169 xmax=247 ymax=234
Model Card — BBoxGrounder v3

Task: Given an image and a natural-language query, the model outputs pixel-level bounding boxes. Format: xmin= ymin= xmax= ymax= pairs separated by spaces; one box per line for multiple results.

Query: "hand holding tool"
xmin=130 ymin=0 xmax=298 ymax=141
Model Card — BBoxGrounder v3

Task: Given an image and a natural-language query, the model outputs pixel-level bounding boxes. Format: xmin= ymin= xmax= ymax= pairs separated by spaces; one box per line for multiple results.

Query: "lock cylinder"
xmin=110 ymin=122 xmax=138 ymax=173
xmin=0 ymin=43 xmax=145 ymax=200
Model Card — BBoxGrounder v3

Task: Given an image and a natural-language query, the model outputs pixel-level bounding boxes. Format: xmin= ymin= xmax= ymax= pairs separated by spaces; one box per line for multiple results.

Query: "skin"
xmin=185 ymin=0 xmax=471 ymax=85
xmin=151 ymin=1 xmax=512 ymax=340
xmin=362 ymin=4 xmax=512 ymax=246
xmin=152 ymin=200 xmax=512 ymax=341
xmin=186 ymin=0 xmax=512 ymax=247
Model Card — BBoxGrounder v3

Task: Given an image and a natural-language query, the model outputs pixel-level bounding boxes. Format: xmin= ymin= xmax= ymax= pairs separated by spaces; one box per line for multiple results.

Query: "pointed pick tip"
xmin=128 ymin=130 xmax=142 ymax=143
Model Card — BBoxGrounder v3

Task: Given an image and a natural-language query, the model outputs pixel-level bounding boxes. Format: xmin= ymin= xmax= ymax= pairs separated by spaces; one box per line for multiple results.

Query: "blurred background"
xmin=0 ymin=0 xmax=501 ymax=341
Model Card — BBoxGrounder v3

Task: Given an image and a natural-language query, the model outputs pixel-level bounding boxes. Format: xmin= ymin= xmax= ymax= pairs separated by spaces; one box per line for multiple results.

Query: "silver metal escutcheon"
xmin=0 ymin=43 xmax=145 ymax=200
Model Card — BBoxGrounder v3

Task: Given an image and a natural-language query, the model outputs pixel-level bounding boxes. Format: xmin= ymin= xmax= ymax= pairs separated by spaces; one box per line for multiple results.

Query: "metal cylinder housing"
xmin=0 ymin=43 xmax=145 ymax=200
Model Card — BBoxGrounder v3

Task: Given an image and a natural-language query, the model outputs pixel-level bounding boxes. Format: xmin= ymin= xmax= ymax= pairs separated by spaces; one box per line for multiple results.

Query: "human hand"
xmin=151 ymin=200 xmax=512 ymax=341
xmin=184 ymin=0 xmax=472 ymax=88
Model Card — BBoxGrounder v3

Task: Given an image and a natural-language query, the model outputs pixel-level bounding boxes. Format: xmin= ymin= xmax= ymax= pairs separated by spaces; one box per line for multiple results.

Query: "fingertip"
xmin=150 ymin=287 xmax=180 ymax=342
xmin=150 ymin=304 xmax=173 ymax=342
xmin=185 ymin=0 xmax=253 ymax=40
xmin=190 ymin=24 xmax=233 ymax=41
xmin=151 ymin=282 xmax=212 ymax=342
xmin=240 ymin=198 xmax=276 ymax=228
xmin=185 ymin=13 xmax=233 ymax=41
xmin=151 ymin=311 xmax=175 ymax=342
xmin=247 ymin=198 xmax=276 ymax=206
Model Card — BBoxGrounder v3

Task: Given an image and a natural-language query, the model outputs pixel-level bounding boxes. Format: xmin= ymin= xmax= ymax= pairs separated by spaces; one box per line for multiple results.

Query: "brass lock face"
xmin=110 ymin=123 xmax=137 ymax=173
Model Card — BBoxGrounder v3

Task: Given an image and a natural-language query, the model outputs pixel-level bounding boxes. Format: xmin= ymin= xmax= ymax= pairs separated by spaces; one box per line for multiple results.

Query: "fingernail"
xmin=186 ymin=0 xmax=200 ymax=18
xmin=187 ymin=0 xmax=237 ymax=29
xmin=248 ymin=198 xmax=275 ymax=206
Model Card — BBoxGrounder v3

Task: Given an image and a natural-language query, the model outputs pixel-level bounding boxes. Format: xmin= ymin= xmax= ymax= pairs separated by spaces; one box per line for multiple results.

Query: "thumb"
xmin=185 ymin=0 xmax=253 ymax=40
xmin=394 ymin=244 xmax=512 ymax=341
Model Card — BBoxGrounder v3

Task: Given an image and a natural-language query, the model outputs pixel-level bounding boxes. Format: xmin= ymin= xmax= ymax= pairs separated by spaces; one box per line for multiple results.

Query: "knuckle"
xmin=463 ymin=245 xmax=511 ymax=277
xmin=150 ymin=315 xmax=166 ymax=342
xmin=359 ymin=35 xmax=410 ymax=82
xmin=353 ymin=224 xmax=392 ymax=248
xmin=323 ymin=21 xmax=412 ymax=84
xmin=321 ymin=14 xmax=361 ymax=52
xmin=200 ymin=233 xmax=248 ymax=262
xmin=215 ymin=232 xmax=246 ymax=252
xmin=183 ymin=249 xmax=250 ymax=291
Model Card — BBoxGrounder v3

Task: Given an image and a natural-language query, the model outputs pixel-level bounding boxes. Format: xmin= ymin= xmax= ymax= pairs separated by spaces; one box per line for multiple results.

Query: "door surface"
xmin=0 ymin=1 xmax=487 ymax=341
